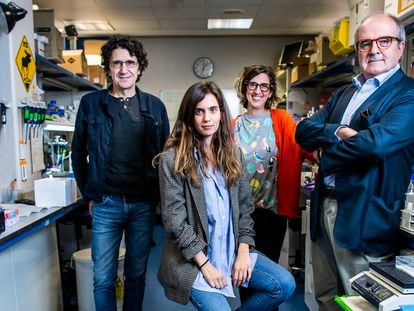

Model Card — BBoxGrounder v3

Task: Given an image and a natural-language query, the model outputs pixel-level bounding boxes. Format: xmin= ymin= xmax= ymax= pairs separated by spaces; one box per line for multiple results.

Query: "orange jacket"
xmin=270 ymin=109 xmax=314 ymax=218
xmin=234 ymin=109 xmax=313 ymax=218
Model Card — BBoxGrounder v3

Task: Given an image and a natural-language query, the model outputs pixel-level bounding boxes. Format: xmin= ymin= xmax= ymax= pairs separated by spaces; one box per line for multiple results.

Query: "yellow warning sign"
xmin=15 ymin=36 xmax=36 ymax=93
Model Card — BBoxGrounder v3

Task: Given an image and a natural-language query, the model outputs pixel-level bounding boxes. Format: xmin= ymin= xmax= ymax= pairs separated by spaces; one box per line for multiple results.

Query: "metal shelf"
xmin=44 ymin=120 xmax=75 ymax=132
xmin=36 ymin=54 xmax=101 ymax=92
xmin=291 ymin=53 xmax=356 ymax=88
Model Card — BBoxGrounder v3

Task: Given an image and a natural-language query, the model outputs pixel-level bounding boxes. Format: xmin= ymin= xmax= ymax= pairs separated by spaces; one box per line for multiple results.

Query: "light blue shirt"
xmin=341 ymin=64 xmax=400 ymax=126
xmin=192 ymin=151 xmax=257 ymax=297
xmin=325 ymin=65 xmax=400 ymax=187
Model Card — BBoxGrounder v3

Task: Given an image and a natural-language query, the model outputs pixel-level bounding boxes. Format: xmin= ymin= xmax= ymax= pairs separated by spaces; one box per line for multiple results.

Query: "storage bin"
xmin=73 ymin=248 xmax=125 ymax=311
xmin=329 ymin=18 xmax=355 ymax=56
xmin=34 ymin=177 xmax=77 ymax=207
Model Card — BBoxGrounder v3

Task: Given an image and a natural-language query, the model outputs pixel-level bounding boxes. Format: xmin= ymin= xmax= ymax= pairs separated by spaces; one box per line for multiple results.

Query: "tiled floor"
xmin=143 ymin=223 xmax=309 ymax=310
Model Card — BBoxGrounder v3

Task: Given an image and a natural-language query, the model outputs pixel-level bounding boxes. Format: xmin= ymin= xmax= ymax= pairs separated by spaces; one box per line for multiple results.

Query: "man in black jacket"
xmin=71 ymin=36 xmax=169 ymax=311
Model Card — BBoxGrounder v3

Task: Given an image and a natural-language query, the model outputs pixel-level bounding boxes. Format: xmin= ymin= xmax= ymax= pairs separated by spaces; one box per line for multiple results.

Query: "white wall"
xmin=0 ymin=0 xmax=39 ymax=200
xmin=138 ymin=35 xmax=311 ymax=122
xmin=46 ymin=35 xmax=311 ymax=129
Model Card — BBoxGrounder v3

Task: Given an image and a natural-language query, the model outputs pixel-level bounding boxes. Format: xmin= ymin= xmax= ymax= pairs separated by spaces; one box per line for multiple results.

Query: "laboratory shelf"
xmin=291 ymin=53 xmax=356 ymax=88
xmin=36 ymin=54 xmax=101 ymax=92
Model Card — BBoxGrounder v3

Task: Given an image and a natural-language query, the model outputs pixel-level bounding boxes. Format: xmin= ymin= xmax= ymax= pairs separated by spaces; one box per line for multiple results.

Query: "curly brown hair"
xmin=234 ymin=65 xmax=277 ymax=109
xmin=101 ymin=35 xmax=148 ymax=83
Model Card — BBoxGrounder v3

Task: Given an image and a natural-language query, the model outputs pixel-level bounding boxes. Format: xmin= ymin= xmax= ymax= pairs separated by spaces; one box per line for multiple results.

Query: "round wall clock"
xmin=193 ymin=57 xmax=214 ymax=78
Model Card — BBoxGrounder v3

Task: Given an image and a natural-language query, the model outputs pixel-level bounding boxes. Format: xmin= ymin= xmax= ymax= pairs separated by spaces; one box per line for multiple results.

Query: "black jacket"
xmin=71 ymin=87 xmax=170 ymax=204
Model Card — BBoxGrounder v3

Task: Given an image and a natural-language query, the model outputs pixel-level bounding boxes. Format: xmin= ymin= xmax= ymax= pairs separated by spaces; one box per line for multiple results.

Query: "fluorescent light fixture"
xmin=62 ymin=20 xmax=114 ymax=31
xmin=208 ymin=18 xmax=253 ymax=30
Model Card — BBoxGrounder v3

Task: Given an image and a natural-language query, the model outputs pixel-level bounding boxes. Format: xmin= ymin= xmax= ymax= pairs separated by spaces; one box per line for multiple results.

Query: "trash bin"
xmin=72 ymin=248 xmax=126 ymax=311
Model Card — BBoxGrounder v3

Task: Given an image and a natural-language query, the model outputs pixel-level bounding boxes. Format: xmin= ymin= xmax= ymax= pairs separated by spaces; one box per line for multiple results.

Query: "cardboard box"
xmin=4 ymin=209 xmax=19 ymax=227
xmin=84 ymin=40 xmax=106 ymax=66
xmin=314 ymin=35 xmax=340 ymax=66
xmin=384 ymin=0 xmax=414 ymax=21
xmin=308 ymin=62 xmax=317 ymax=75
xmin=291 ymin=63 xmax=309 ymax=83
xmin=33 ymin=9 xmax=63 ymax=63
xmin=59 ymin=50 xmax=88 ymax=76
xmin=34 ymin=177 xmax=77 ymax=207
xmin=34 ymin=33 xmax=49 ymax=57
xmin=292 ymin=56 xmax=309 ymax=67
xmin=88 ymin=65 xmax=107 ymax=87
xmin=350 ymin=0 xmax=385 ymax=46
xmin=83 ymin=40 xmax=106 ymax=55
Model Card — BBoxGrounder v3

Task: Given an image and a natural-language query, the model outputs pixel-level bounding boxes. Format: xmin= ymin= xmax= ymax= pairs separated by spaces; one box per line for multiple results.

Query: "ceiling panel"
xmin=102 ymin=8 xmax=156 ymax=20
xmin=154 ymin=7 xmax=206 ymax=19
xmin=151 ymin=0 xmax=205 ymax=7
xmin=34 ymin=0 xmax=97 ymax=9
xmin=110 ymin=19 xmax=160 ymax=31
xmin=33 ymin=0 xmax=353 ymax=36
xmin=159 ymin=19 xmax=205 ymax=29
xmin=206 ymin=6 xmax=259 ymax=18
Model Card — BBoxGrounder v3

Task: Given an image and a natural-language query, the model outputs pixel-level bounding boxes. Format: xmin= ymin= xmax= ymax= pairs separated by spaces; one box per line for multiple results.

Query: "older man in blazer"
xmin=295 ymin=13 xmax=414 ymax=311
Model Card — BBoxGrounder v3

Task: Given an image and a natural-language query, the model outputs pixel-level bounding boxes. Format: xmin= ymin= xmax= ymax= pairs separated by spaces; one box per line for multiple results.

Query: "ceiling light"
xmin=62 ymin=20 xmax=114 ymax=32
xmin=208 ymin=18 xmax=253 ymax=30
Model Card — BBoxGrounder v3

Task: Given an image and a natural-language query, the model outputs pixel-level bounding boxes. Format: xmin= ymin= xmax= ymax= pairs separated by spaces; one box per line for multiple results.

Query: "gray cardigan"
xmin=157 ymin=148 xmax=256 ymax=304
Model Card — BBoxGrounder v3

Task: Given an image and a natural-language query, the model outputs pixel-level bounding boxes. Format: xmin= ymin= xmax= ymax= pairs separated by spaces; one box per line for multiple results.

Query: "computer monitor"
xmin=278 ymin=40 xmax=304 ymax=68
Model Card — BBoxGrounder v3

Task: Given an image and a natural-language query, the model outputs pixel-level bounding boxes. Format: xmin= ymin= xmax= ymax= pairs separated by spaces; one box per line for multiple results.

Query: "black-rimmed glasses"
xmin=247 ymin=82 xmax=271 ymax=92
xmin=356 ymin=36 xmax=401 ymax=52
xmin=109 ymin=60 xmax=139 ymax=69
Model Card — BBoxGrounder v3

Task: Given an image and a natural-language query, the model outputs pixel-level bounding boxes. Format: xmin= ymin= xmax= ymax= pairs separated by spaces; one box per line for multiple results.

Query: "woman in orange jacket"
xmin=233 ymin=65 xmax=314 ymax=265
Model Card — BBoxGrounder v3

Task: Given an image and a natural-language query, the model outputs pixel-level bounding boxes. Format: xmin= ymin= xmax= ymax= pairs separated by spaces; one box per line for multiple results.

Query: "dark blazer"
xmin=295 ymin=69 xmax=414 ymax=254
xmin=71 ymin=87 xmax=170 ymax=204
xmin=157 ymin=148 xmax=256 ymax=304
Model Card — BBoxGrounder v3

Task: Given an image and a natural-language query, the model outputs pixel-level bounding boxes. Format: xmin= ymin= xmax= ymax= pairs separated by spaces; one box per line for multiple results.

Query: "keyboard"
xmin=369 ymin=261 xmax=414 ymax=293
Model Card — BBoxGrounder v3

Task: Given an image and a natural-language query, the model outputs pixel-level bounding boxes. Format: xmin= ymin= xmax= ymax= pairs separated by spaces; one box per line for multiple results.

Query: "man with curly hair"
xmin=72 ymin=36 xmax=169 ymax=310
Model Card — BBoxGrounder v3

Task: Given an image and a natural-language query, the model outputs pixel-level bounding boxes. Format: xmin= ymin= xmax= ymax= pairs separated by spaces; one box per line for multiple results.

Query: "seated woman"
xmin=155 ymin=81 xmax=295 ymax=310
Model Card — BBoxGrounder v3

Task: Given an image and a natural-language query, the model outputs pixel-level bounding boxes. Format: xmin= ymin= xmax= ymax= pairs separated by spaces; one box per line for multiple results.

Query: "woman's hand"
xmin=200 ymin=261 xmax=228 ymax=289
xmin=231 ymin=243 xmax=252 ymax=287
xmin=194 ymin=252 xmax=227 ymax=289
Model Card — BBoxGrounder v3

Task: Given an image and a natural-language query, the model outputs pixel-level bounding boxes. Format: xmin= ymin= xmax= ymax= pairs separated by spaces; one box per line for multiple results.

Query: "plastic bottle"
xmin=57 ymin=106 xmax=65 ymax=118
xmin=45 ymin=100 xmax=57 ymax=120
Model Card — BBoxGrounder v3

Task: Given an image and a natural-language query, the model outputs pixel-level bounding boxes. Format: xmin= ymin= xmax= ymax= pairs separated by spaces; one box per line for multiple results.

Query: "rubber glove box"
xmin=34 ymin=177 xmax=77 ymax=207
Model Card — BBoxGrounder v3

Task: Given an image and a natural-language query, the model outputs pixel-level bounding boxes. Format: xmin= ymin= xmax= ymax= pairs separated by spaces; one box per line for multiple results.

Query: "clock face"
xmin=193 ymin=57 xmax=214 ymax=78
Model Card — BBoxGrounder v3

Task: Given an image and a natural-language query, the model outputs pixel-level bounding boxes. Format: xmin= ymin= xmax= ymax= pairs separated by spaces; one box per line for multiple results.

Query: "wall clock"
xmin=193 ymin=57 xmax=214 ymax=78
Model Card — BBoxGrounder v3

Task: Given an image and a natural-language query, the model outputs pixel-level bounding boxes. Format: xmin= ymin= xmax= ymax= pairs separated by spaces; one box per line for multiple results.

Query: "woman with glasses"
xmin=233 ymin=65 xmax=313 ymax=276
xmin=72 ymin=35 xmax=170 ymax=310
xmin=156 ymin=81 xmax=295 ymax=310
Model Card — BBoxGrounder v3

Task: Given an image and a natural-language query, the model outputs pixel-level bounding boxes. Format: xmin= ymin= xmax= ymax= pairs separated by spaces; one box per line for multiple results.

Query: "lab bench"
xmin=0 ymin=199 xmax=86 ymax=311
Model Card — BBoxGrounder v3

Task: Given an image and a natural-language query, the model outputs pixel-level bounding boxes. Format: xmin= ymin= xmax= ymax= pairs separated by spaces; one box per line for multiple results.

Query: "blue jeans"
xmin=92 ymin=195 xmax=155 ymax=311
xmin=190 ymin=253 xmax=295 ymax=311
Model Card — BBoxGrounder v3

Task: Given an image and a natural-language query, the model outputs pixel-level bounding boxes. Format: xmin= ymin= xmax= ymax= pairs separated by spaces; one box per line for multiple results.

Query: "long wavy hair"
xmin=234 ymin=65 xmax=277 ymax=109
xmin=163 ymin=81 xmax=242 ymax=187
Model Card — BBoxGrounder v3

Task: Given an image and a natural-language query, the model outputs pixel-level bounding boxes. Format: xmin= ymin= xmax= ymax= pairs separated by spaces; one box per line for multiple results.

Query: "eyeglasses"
xmin=356 ymin=36 xmax=401 ymax=52
xmin=247 ymin=82 xmax=271 ymax=92
xmin=109 ymin=60 xmax=139 ymax=69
